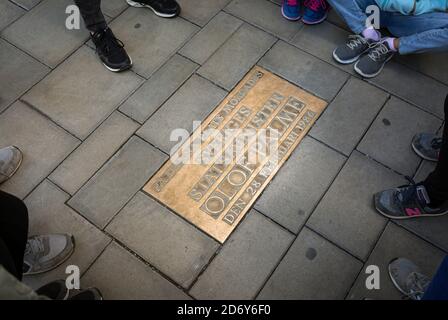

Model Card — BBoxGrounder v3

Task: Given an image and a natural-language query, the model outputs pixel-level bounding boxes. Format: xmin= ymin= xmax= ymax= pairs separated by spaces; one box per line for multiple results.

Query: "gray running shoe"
xmin=23 ymin=234 xmax=75 ymax=276
xmin=332 ymin=34 xmax=376 ymax=65
xmin=354 ymin=40 xmax=395 ymax=78
xmin=0 ymin=146 xmax=23 ymax=184
xmin=388 ymin=257 xmax=430 ymax=300
xmin=412 ymin=133 xmax=442 ymax=162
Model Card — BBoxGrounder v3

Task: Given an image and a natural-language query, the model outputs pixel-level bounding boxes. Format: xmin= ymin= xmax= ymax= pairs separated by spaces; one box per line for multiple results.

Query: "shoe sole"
xmin=102 ymin=56 xmax=133 ymax=73
xmin=353 ymin=53 xmax=394 ymax=78
xmin=23 ymin=235 xmax=76 ymax=276
xmin=332 ymin=48 xmax=365 ymax=65
xmin=411 ymin=142 xmax=438 ymax=162
xmin=281 ymin=6 xmax=301 ymax=21
xmin=373 ymin=195 xmax=448 ymax=220
xmin=126 ymin=0 xmax=179 ymax=18
xmin=302 ymin=12 xmax=328 ymax=25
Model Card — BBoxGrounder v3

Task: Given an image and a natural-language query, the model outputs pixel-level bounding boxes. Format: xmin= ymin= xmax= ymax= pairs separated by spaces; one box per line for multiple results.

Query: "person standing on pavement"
xmin=74 ymin=0 xmax=181 ymax=72
xmin=281 ymin=0 xmax=330 ymax=25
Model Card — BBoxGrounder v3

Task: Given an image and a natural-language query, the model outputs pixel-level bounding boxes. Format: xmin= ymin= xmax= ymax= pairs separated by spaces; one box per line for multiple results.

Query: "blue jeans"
xmin=327 ymin=0 xmax=448 ymax=54
xmin=423 ymin=256 xmax=448 ymax=300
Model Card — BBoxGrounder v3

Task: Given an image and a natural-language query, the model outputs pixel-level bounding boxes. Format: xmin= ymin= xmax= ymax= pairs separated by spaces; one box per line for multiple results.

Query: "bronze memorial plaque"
xmin=144 ymin=66 xmax=327 ymax=243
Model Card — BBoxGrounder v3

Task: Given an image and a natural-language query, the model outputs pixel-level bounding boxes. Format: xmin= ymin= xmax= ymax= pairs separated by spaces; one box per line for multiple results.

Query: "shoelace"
xmin=346 ymin=35 xmax=369 ymax=50
xmin=25 ymin=237 xmax=45 ymax=256
xmin=368 ymin=42 xmax=391 ymax=61
xmin=286 ymin=0 xmax=298 ymax=5
xmin=304 ymin=0 xmax=327 ymax=11
xmin=94 ymin=29 xmax=125 ymax=56
xmin=431 ymin=137 xmax=443 ymax=150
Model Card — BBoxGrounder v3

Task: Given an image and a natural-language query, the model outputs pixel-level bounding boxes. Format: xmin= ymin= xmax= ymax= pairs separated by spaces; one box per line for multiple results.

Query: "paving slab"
xmin=68 ymin=136 xmax=167 ymax=228
xmin=102 ymin=0 xmax=128 ymax=18
xmin=190 ymin=211 xmax=293 ymax=299
xmin=109 ymin=7 xmax=198 ymax=78
xmin=348 ymin=222 xmax=446 ymax=300
xmin=0 ymin=1 xmax=25 ymax=31
xmin=82 ymin=242 xmax=190 ymax=300
xmin=119 ymin=54 xmax=198 ymax=124
xmin=178 ymin=0 xmax=232 ymax=26
xmin=49 ymin=111 xmax=139 ymax=195
xmin=310 ymin=77 xmax=388 ymax=156
xmin=357 ymin=97 xmax=442 ymax=176
xmin=370 ymin=61 xmax=448 ymax=119
xmin=23 ymin=46 xmax=143 ymax=139
xmin=10 ymin=0 xmax=42 ymax=10
xmin=137 ymin=75 xmax=227 ymax=153
xmin=107 ymin=192 xmax=219 ymax=288
xmin=224 ymin=0 xmax=301 ymax=40
xmin=2 ymin=0 xmax=89 ymax=67
xmin=291 ymin=21 xmax=353 ymax=74
xmin=255 ymin=137 xmax=346 ymax=234
xmin=0 ymin=38 xmax=49 ymax=113
xmin=23 ymin=180 xmax=110 ymax=289
xmin=0 ymin=101 xmax=79 ymax=199
xmin=179 ymin=12 xmax=243 ymax=65
xmin=307 ymin=151 xmax=405 ymax=260
xmin=198 ymin=23 xmax=276 ymax=90
xmin=258 ymin=227 xmax=362 ymax=300
xmin=397 ymin=52 xmax=448 ymax=86
xmin=259 ymin=41 xmax=349 ymax=101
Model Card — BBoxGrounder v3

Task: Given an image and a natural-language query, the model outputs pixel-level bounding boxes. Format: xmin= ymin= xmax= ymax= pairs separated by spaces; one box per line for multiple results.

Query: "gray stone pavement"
xmin=0 ymin=0 xmax=447 ymax=300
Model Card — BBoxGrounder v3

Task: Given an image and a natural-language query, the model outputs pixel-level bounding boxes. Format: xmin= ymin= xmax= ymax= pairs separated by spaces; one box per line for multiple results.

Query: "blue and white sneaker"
xmin=281 ymin=0 xmax=301 ymax=21
xmin=303 ymin=0 xmax=328 ymax=25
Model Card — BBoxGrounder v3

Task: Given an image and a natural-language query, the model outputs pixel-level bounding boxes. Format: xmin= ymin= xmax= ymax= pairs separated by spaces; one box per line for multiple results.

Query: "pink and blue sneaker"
xmin=303 ymin=0 xmax=329 ymax=25
xmin=281 ymin=0 xmax=301 ymax=21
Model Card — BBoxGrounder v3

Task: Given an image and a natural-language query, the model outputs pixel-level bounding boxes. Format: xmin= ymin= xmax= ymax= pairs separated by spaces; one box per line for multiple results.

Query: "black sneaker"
xmin=127 ymin=0 xmax=180 ymax=18
xmin=354 ymin=40 xmax=395 ymax=78
xmin=69 ymin=288 xmax=103 ymax=300
xmin=374 ymin=182 xmax=448 ymax=220
xmin=91 ymin=28 xmax=132 ymax=72
xmin=412 ymin=133 xmax=442 ymax=162
xmin=332 ymin=35 xmax=376 ymax=65
xmin=36 ymin=280 xmax=69 ymax=300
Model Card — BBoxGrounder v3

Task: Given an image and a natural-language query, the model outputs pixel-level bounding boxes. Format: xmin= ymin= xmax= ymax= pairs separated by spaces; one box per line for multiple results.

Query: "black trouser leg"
xmin=74 ymin=0 xmax=107 ymax=33
xmin=424 ymin=95 xmax=448 ymax=207
xmin=0 ymin=191 xmax=29 ymax=280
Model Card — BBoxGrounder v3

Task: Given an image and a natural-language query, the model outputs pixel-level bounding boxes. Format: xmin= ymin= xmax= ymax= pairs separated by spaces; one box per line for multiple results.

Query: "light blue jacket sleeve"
xmin=375 ymin=0 xmax=448 ymax=15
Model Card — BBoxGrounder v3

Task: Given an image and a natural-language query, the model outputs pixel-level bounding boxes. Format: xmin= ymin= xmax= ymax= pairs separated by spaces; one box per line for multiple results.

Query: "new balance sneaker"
xmin=0 ymin=146 xmax=22 ymax=184
xmin=23 ymin=234 xmax=75 ymax=275
xmin=354 ymin=40 xmax=395 ymax=78
xmin=412 ymin=133 xmax=442 ymax=162
xmin=303 ymin=0 xmax=328 ymax=25
xmin=333 ymin=35 xmax=376 ymax=64
xmin=374 ymin=183 xmax=448 ymax=220
xmin=127 ymin=0 xmax=180 ymax=18
xmin=281 ymin=0 xmax=301 ymax=21
xmin=91 ymin=27 xmax=132 ymax=72
xmin=36 ymin=280 xmax=69 ymax=300
xmin=388 ymin=258 xmax=430 ymax=300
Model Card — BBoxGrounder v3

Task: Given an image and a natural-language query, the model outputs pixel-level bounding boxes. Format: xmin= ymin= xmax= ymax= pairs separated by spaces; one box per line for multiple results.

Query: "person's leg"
xmin=384 ymin=12 xmax=448 ymax=54
xmin=326 ymin=0 xmax=378 ymax=34
xmin=422 ymin=256 xmax=448 ymax=300
xmin=0 ymin=191 xmax=29 ymax=280
xmin=74 ymin=0 xmax=107 ymax=33
xmin=423 ymin=96 xmax=448 ymax=207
